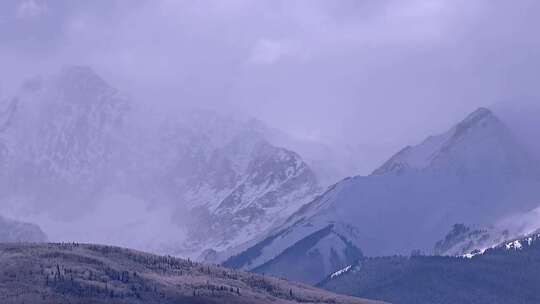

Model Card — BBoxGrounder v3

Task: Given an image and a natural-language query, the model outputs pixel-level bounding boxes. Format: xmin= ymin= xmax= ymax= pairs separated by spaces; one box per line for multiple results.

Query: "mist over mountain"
xmin=0 ymin=215 xmax=47 ymax=243
xmin=433 ymin=204 xmax=540 ymax=258
xmin=493 ymin=98 xmax=540 ymax=161
xmin=0 ymin=66 xmax=130 ymax=215
xmin=0 ymin=66 xmax=320 ymax=259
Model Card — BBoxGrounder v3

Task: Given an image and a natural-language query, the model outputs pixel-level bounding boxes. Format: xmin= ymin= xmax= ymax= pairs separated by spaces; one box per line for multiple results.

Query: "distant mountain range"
xmin=224 ymin=107 xmax=540 ymax=284
xmin=3 ymin=65 xmax=540 ymax=304
xmin=0 ymin=242 xmax=382 ymax=304
xmin=0 ymin=66 xmax=320 ymax=258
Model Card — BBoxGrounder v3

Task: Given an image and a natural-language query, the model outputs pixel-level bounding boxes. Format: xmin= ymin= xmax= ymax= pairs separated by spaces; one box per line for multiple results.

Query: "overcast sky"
xmin=2 ymin=0 xmax=540 ymax=173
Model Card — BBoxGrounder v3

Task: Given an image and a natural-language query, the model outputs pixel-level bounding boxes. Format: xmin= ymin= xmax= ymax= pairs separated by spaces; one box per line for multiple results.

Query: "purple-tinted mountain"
xmin=224 ymin=107 xmax=540 ymax=284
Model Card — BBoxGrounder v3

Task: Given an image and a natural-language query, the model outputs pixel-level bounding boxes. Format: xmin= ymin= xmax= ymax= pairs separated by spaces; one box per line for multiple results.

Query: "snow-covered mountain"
xmin=224 ymin=107 xmax=540 ymax=283
xmin=0 ymin=215 xmax=47 ymax=242
xmin=224 ymin=221 xmax=363 ymax=284
xmin=246 ymin=120 xmax=364 ymax=186
xmin=0 ymin=66 xmax=319 ymax=259
xmin=372 ymin=107 xmax=533 ymax=176
xmin=153 ymin=110 xmax=320 ymax=258
xmin=0 ymin=66 xmax=130 ymax=216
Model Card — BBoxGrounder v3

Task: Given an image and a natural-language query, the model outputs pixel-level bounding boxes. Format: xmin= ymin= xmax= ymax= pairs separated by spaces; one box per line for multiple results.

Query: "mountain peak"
xmin=372 ymin=107 xmax=530 ymax=176
xmin=450 ymin=107 xmax=498 ymax=141
xmin=59 ymin=65 xmax=101 ymax=81
xmin=19 ymin=65 xmax=117 ymax=104
xmin=55 ymin=65 xmax=115 ymax=97
xmin=463 ymin=107 xmax=493 ymax=122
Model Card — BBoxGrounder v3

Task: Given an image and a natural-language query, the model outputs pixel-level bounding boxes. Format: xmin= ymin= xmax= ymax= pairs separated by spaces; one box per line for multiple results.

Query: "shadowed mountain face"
xmin=224 ymin=222 xmax=364 ymax=285
xmin=0 ymin=243 xmax=383 ymax=304
xmin=224 ymin=107 xmax=540 ymax=284
xmin=0 ymin=66 xmax=319 ymax=258
xmin=319 ymin=232 xmax=540 ymax=304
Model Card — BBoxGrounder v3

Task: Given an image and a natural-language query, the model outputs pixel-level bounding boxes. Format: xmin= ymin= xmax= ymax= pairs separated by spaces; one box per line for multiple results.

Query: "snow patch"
xmin=462 ymin=248 xmax=487 ymax=259
xmin=330 ymin=265 xmax=352 ymax=279
xmin=505 ymin=240 xmax=523 ymax=250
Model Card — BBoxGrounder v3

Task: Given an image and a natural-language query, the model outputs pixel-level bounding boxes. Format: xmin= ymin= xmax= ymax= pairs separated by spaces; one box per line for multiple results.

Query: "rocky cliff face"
xmin=151 ymin=110 xmax=320 ymax=258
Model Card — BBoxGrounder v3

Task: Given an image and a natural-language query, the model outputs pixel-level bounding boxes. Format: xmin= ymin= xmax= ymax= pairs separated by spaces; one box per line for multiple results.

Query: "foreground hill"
xmin=319 ymin=232 xmax=540 ymax=304
xmin=0 ymin=243 xmax=382 ymax=304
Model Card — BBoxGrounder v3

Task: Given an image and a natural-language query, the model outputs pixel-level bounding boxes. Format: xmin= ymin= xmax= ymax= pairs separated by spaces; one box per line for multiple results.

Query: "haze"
xmin=1 ymin=0 xmax=538 ymax=174
xmin=1 ymin=0 xmax=540 ymax=256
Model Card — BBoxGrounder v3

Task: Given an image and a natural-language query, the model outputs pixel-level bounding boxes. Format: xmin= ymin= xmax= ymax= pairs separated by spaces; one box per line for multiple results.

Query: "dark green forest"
xmin=320 ymin=235 xmax=540 ymax=304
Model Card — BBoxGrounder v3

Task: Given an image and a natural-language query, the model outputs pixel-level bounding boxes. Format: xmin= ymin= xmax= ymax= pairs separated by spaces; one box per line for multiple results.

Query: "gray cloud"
xmin=2 ymin=0 xmax=540 ymax=173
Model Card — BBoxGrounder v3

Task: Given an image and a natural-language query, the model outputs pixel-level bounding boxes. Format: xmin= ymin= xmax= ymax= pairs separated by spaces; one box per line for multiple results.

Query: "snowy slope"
xmin=0 ymin=66 xmax=319 ymax=259
xmin=159 ymin=118 xmax=320 ymax=258
xmin=224 ymin=107 xmax=540 ymax=283
xmin=433 ymin=224 xmax=509 ymax=257
xmin=372 ymin=108 xmax=533 ymax=176
xmin=247 ymin=119 xmax=364 ymax=186
xmin=434 ymin=205 xmax=540 ymax=257
xmin=246 ymin=222 xmax=363 ymax=285
xmin=125 ymin=107 xmax=320 ymax=258
xmin=0 ymin=66 xmax=130 ymax=216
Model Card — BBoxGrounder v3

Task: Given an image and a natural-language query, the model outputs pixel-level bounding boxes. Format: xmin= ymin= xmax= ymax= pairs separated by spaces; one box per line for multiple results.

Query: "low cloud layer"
xmin=2 ymin=0 xmax=540 ymax=173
